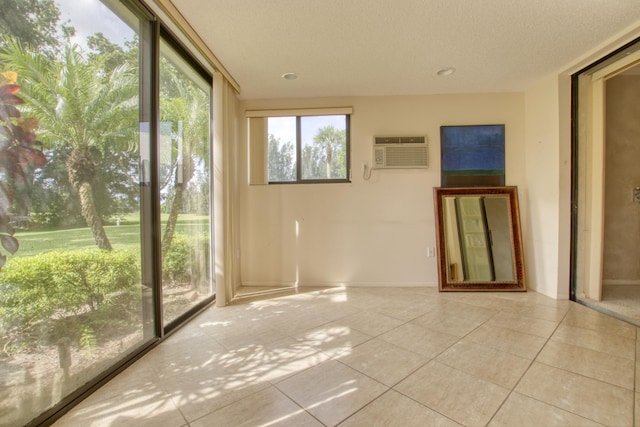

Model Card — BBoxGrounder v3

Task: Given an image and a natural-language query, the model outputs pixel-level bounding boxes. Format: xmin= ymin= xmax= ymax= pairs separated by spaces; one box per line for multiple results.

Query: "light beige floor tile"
xmin=331 ymin=288 xmax=388 ymax=309
xmin=551 ymin=323 xmax=635 ymax=359
xmin=374 ymin=300 xmax=434 ymax=322
xmin=293 ymin=322 xmax=373 ymax=358
xmin=522 ymin=293 xmax=572 ymax=310
xmin=268 ymin=311 xmax=333 ymax=336
xmin=418 ymin=300 xmax=498 ymax=322
xmin=464 ymin=323 xmax=547 ymax=360
xmin=54 ymin=387 xmax=186 ymax=427
xmin=637 ymin=335 xmax=640 ymax=390
xmin=275 ymin=359 xmax=387 ymax=426
xmin=395 ymin=360 xmax=509 ymax=426
xmin=636 ymin=392 xmax=640 ymax=427
xmin=484 ymin=311 xmax=559 ymax=338
xmin=190 ymin=386 xmax=322 ymax=427
xmin=335 ymin=310 xmax=405 ymax=337
xmin=488 ymin=392 xmax=603 ymax=426
xmin=339 ymin=390 xmax=461 ymax=427
xmin=144 ymin=334 xmax=227 ymax=379
xmin=378 ymin=323 xmax=458 ymax=358
xmin=55 ymin=288 xmax=640 ymax=426
xmin=440 ymin=292 xmax=514 ymax=311
xmin=411 ymin=311 xmax=490 ymax=338
xmin=156 ymin=362 xmax=271 ymax=422
xmin=536 ymin=339 xmax=635 ymax=389
xmin=251 ymin=337 xmax=331 ymax=384
xmin=501 ymin=303 xmax=570 ymax=323
xmin=562 ymin=304 xmax=636 ymax=339
xmin=515 ymin=362 xmax=633 ymax=426
xmin=72 ymin=359 xmax=158 ymax=405
xmin=435 ymin=340 xmax=531 ymax=389
xmin=337 ymin=338 xmax=428 ymax=386
xmin=203 ymin=323 xmax=290 ymax=351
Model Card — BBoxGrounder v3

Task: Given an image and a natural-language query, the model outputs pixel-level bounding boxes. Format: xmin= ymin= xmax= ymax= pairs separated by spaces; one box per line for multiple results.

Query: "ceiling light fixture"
xmin=281 ymin=72 xmax=299 ymax=80
xmin=437 ymin=67 xmax=456 ymax=77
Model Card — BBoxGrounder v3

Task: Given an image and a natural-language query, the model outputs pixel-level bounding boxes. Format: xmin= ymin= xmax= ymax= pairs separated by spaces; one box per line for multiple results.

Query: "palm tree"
xmin=1 ymin=37 xmax=137 ymax=250
xmin=159 ymin=58 xmax=210 ymax=253
xmin=310 ymin=125 xmax=346 ymax=179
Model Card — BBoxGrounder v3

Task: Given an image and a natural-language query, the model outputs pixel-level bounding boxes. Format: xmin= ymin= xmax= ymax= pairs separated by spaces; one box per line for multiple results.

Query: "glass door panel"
xmin=159 ymin=39 xmax=213 ymax=327
xmin=0 ymin=1 xmax=152 ymax=425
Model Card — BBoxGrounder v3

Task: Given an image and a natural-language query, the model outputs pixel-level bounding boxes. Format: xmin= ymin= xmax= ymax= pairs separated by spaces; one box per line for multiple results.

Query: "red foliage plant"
xmin=0 ymin=71 xmax=47 ymax=269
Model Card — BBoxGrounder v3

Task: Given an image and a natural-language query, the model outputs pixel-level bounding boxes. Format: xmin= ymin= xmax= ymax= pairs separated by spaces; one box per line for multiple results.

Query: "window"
xmin=247 ymin=107 xmax=352 ymax=185
xmin=266 ymin=113 xmax=350 ymax=183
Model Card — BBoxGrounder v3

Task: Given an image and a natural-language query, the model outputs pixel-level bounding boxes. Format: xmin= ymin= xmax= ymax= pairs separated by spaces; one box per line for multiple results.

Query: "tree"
xmin=0 ymin=0 xmax=65 ymax=56
xmin=302 ymin=125 xmax=346 ymax=179
xmin=159 ymin=58 xmax=210 ymax=253
xmin=1 ymin=37 xmax=138 ymax=250
xmin=267 ymin=134 xmax=295 ymax=181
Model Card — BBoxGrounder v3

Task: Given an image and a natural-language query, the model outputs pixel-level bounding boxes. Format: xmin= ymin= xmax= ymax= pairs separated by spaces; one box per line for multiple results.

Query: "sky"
xmin=56 ymin=0 xmax=135 ymax=49
xmin=269 ymin=115 xmax=346 ymax=148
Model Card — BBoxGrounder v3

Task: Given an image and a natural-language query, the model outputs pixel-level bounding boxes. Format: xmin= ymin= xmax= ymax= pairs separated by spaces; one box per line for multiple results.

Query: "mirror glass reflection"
xmin=434 ymin=186 xmax=525 ymax=291
xmin=443 ymin=195 xmax=514 ymax=282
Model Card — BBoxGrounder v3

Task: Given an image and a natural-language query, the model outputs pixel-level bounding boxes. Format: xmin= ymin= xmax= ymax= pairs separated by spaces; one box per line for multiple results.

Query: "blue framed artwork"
xmin=440 ymin=124 xmax=505 ymax=187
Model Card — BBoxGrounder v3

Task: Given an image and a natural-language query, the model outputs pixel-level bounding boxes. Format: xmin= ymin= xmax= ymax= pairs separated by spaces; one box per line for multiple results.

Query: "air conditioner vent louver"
xmin=374 ymin=136 xmax=426 ymax=145
xmin=372 ymin=136 xmax=428 ymax=169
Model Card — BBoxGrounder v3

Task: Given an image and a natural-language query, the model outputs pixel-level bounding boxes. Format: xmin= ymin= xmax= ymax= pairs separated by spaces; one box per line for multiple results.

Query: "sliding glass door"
xmin=159 ymin=38 xmax=213 ymax=328
xmin=0 ymin=1 xmax=214 ymax=425
xmin=0 ymin=2 xmax=153 ymax=425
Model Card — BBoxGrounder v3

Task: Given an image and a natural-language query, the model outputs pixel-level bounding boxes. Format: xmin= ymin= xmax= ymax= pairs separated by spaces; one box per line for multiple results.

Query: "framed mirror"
xmin=433 ymin=186 xmax=526 ymax=291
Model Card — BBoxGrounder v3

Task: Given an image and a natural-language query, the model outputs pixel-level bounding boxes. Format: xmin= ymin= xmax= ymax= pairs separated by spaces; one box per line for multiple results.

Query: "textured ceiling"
xmin=171 ymin=0 xmax=640 ymax=100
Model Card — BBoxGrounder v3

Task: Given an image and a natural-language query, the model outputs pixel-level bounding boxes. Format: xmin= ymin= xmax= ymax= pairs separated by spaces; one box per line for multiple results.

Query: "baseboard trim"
xmin=603 ymin=280 xmax=640 ymax=286
xmin=240 ymin=281 xmax=438 ymax=288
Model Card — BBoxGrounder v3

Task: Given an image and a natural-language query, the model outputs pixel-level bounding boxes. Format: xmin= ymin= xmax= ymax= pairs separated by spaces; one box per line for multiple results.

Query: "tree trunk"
xmin=162 ymin=184 xmax=183 ymax=254
xmin=162 ymin=156 xmax=194 ymax=253
xmin=325 ymin=144 xmax=333 ymax=179
xmin=77 ymin=182 xmax=112 ymax=251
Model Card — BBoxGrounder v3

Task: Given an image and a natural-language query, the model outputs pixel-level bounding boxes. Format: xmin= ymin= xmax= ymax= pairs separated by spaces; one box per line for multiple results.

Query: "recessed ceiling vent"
xmin=373 ymin=136 xmax=428 ymax=169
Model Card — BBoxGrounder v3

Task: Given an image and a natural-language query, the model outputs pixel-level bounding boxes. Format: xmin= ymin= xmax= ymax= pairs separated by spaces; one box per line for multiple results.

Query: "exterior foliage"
xmin=0 ymin=37 xmax=138 ymax=251
xmin=268 ymin=134 xmax=295 ymax=181
xmin=0 ymin=249 xmax=140 ymax=352
xmin=303 ymin=125 xmax=347 ymax=179
xmin=163 ymin=232 xmax=210 ymax=287
xmin=0 ymin=71 xmax=46 ymax=268
xmin=159 ymin=56 xmax=210 ymax=253
xmin=268 ymin=124 xmax=347 ymax=182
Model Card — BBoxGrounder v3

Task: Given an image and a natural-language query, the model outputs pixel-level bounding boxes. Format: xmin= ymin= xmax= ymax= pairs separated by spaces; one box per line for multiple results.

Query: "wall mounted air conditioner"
xmin=372 ymin=136 xmax=428 ymax=169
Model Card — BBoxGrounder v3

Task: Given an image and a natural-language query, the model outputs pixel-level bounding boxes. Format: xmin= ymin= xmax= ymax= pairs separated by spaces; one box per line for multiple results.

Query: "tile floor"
xmin=54 ymin=287 xmax=639 ymax=426
xmin=582 ymin=285 xmax=640 ymax=327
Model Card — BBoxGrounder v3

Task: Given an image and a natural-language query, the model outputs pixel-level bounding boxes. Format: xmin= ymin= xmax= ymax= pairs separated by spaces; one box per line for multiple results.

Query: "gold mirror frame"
xmin=434 ymin=186 xmax=526 ymax=291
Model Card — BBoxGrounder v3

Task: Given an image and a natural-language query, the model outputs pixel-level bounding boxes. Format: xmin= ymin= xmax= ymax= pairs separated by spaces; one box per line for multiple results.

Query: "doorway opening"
xmin=572 ymin=38 xmax=640 ymax=325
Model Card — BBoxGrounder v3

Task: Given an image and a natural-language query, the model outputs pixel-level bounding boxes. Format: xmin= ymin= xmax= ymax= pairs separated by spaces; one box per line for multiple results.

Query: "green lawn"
xmin=11 ymin=213 xmax=209 ymax=259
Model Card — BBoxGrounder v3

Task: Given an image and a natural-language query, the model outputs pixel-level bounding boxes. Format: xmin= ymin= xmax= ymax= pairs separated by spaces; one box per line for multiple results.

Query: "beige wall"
xmin=603 ymin=75 xmax=640 ymax=284
xmin=523 ymin=75 xmax=572 ymax=299
xmin=519 ymin=22 xmax=640 ymax=300
xmin=238 ymin=94 xmax=526 ymax=288
xmin=223 ymin=20 xmax=640 ymax=300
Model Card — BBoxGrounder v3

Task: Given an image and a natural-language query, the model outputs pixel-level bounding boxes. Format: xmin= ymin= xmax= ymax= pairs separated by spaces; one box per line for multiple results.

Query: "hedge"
xmin=0 ymin=249 xmax=140 ymax=349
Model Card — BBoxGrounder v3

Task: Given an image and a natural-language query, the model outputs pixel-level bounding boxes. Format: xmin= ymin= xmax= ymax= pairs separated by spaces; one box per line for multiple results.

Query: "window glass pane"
xmin=159 ymin=40 xmax=212 ymax=326
xmin=267 ymin=116 xmax=297 ymax=182
xmin=0 ymin=1 xmax=151 ymax=425
xmin=301 ymin=115 xmax=347 ymax=180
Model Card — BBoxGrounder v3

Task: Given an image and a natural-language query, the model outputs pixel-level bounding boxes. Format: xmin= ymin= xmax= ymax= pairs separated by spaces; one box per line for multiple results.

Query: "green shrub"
xmin=162 ymin=232 xmax=211 ymax=286
xmin=162 ymin=234 xmax=190 ymax=283
xmin=0 ymin=249 xmax=140 ymax=350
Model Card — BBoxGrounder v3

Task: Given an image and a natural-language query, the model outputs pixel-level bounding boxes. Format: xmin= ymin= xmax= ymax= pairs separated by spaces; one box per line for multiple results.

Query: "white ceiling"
xmin=171 ymin=0 xmax=640 ymax=100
